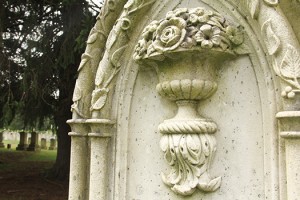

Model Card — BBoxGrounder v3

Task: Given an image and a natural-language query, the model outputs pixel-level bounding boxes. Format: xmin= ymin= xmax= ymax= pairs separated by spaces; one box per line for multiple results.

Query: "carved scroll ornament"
xmin=134 ymin=7 xmax=243 ymax=196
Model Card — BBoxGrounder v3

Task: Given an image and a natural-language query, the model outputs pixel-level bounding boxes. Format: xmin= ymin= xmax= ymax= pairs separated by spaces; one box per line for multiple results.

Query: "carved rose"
xmin=153 ymin=17 xmax=187 ymax=52
xmin=194 ymin=24 xmax=221 ymax=49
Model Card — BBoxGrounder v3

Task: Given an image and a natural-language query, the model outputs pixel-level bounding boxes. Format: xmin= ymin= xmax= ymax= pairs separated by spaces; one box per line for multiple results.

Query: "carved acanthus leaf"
xmin=262 ymin=19 xmax=280 ymax=55
xmin=263 ymin=0 xmax=278 ymax=6
xmin=280 ymin=45 xmax=300 ymax=79
xmin=247 ymin=0 xmax=260 ymax=19
xmin=272 ymin=45 xmax=300 ymax=99
xmin=160 ymin=134 xmax=221 ymax=195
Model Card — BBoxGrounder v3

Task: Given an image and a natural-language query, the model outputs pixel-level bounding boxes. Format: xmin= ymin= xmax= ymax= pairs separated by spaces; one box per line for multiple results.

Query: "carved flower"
xmin=190 ymin=7 xmax=205 ymax=15
xmin=141 ymin=20 xmax=159 ymax=40
xmin=133 ymin=39 xmax=147 ymax=59
xmin=188 ymin=14 xmax=198 ymax=24
xmin=194 ymin=24 xmax=221 ymax=49
xmin=166 ymin=8 xmax=188 ymax=19
xmin=153 ymin=17 xmax=187 ymax=52
xmin=226 ymin=26 xmax=244 ymax=45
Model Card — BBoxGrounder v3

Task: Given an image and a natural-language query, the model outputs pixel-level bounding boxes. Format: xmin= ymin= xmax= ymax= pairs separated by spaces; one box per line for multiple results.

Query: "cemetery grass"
xmin=0 ymin=149 xmax=68 ymax=200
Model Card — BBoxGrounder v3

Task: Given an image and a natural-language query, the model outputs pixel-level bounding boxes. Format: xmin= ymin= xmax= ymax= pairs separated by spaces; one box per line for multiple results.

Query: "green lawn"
xmin=23 ymin=150 xmax=57 ymax=161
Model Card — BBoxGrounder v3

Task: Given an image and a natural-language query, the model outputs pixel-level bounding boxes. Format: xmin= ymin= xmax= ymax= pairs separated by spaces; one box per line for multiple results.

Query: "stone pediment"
xmin=67 ymin=0 xmax=300 ymax=199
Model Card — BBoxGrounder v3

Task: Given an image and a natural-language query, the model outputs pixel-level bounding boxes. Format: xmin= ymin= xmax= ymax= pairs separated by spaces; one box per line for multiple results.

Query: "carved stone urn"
xmin=133 ymin=7 xmax=243 ymax=196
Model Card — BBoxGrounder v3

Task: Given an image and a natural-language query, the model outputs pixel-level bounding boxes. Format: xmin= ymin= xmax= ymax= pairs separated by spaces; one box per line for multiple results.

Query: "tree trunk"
xmin=50 ymin=97 xmax=72 ymax=180
xmin=48 ymin=0 xmax=88 ymax=181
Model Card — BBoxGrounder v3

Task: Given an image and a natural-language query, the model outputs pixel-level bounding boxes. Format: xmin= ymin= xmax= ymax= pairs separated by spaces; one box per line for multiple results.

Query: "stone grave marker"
xmin=48 ymin=138 xmax=57 ymax=150
xmin=0 ymin=132 xmax=4 ymax=148
xmin=41 ymin=138 xmax=47 ymax=150
xmin=16 ymin=131 xmax=28 ymax=151
xmin=66 ymin=1 xmax=300 ymax=199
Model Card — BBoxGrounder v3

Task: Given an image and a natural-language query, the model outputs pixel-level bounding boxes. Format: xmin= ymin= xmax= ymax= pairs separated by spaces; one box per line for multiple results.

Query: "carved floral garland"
xmin=133 ymin=7 xmax=243 ymax=60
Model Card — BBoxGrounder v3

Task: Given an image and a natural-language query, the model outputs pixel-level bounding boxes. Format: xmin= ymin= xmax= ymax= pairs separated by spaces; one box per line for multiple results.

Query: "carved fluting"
xmin=160 ymin=133 xmax=221 ymax=195
xmin=156 ymin=80 xmax=217 ymax=101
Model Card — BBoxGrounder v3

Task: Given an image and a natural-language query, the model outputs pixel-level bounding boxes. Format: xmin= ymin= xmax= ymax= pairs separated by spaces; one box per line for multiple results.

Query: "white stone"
xmin=67 ymin=0 xmax=300 ymax=199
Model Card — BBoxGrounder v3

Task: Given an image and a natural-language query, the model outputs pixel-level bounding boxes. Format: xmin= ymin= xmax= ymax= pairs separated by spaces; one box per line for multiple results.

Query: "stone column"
xmin=41 ymin=138 xmax=47 ymax=150
xmin=277 ymin=111 xmax=300 ymax=200
xmin=0 ymin=132 xmax=5 ymax=148
xmin=16 ymin=131 xmax=28 ymax=150
xmin=87 ymin=119 xmax=114 ymax=200
xmin=67 ymin=120 xmax=90 ymax=200
xmin=27 ymin=132 xmax=40 ymax=151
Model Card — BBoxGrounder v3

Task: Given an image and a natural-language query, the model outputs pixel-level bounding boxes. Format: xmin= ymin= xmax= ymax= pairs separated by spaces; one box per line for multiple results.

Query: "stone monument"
xmin=41 ymin=138 xmax=47 ymax=150
xmin=67 ymin=0 xmax=300 ymax=199
xmin=27 ymin=132 xmax=40 ymax=151
xmin=16 ymin=131 xmax=28 ymax=151
xmin=48 ymin=138 xmax=57 ymax=150
xmin=0 ymin=131 xmax=5 ymax=148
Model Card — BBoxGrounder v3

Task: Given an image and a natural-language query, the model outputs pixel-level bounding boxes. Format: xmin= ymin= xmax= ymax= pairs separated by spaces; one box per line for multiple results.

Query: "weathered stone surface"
xmin=67 ymin=0 xmax=300 ymax=199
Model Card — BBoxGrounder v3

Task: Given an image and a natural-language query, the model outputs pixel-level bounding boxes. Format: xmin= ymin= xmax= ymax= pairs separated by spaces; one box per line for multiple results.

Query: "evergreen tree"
xmin=0 ymin=0 xmax=99 ymax=180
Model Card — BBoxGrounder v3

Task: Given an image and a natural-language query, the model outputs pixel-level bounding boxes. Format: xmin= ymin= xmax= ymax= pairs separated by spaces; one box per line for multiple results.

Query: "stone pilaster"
xmin=67 ymin=120 xmax=90 ymax=200
xmin=277 ymin=111 xmax=300 ymax=200
xmin=87 ymin=119 xmax=114 ymax=200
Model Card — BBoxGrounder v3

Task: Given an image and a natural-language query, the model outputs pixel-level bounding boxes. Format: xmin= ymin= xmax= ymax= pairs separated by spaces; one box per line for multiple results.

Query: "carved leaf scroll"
xmin=280 ymin=45 xmax=300 ymax=79
xmin=77 ymin=53 xmax=92 ymax=72
xmin=262 ymin=19 xmax=280 ymax=55
xmin=247 ymin=0 xmax=260 ymax=19
xmin=87 ymin=32 xmax=98 ymax=44
xmin=90 ymin=88 xmax=109 ymax=111
xmin=263 ymin=0 xmax=278 ymax=6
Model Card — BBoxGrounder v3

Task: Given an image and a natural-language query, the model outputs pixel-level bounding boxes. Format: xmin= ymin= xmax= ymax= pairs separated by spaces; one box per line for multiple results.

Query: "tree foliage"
xmin=0 ymin=0 xmax=100 ymax=179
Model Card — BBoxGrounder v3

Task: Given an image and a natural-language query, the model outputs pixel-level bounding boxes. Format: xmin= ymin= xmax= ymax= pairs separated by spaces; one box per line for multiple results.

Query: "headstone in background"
xmin=7 ymin=144 xmax=11 ymax=149
xmin=48 ymin=138 xmax=57 ymax=150
xmin=16 ymin=131 xmax=28 ymax=151
xmin=0 ymin=132 xmax=5 ymax=148
xmin=27 ymin=132 xmax=40 ymax=151
xmin=41 ymin=138 xmax=47 ymax=150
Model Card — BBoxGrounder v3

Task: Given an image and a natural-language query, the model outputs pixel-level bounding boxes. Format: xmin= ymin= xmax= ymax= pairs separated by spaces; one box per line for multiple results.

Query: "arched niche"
xmin=67 ymin=0 xmax=300 ymax=199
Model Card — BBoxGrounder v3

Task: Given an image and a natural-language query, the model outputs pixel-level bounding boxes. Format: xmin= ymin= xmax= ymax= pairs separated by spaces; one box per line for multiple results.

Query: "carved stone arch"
xmin=67 ymin=0 xmax=300 ymax=199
